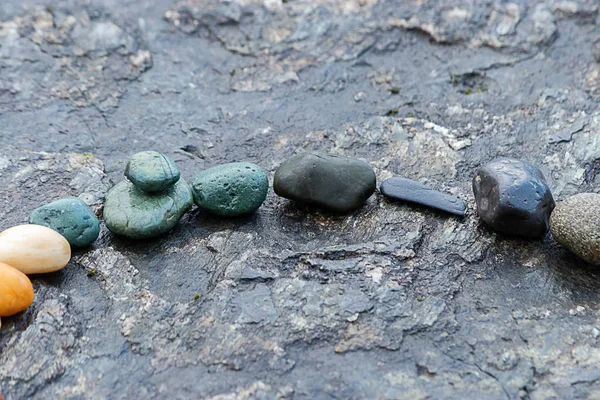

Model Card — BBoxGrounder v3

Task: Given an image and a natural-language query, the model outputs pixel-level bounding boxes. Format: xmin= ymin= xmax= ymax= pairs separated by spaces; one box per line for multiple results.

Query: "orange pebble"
xmin=0 ymin=262 xmax=34 ymax=317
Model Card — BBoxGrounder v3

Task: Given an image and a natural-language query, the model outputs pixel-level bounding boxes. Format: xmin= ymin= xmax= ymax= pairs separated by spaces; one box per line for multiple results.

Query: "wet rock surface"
xmin=550 ymin=193 xmax=600 ymax=265
xmin=1 ymin=1 xmax=600 ymax=399
xmin=473 ymin=158 xmax=555 ymax=238
xmin=380 ymin=177 xmax=466 ymax=216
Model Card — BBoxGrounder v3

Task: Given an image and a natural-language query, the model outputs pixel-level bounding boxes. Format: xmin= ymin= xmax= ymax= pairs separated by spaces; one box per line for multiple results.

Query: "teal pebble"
xmin=125 ymin=151 xmax=180 ymax=193
xmin=191 ymin=162 xmax=269 ymax=217
xmin=29 ymin=197 xmax=100 ymax=248
xmin=104 ymin=179 xmax=193 ymax=239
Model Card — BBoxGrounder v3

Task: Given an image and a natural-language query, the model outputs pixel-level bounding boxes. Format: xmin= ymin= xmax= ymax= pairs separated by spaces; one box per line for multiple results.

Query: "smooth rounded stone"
xmin=104 ymin=179 xmax=193 ymax=239
xmin=273 ymin=152 xmax=376 ymax=213
xmin=191 ymin=162 xmax=268 ymax=217
xmin=550 ymin=193 xmax=600 ymax=265
xmin=29 ymin=197 xmax=100 ymax=247
xmin=125 ymin=151 xmax=180 ymax=193
xmin=0 ymin=225 xmax=71 ymax=274
xmin=380 ymin=177 xmax=466 ymax=216
xmin=473 ymin=158 xmax=555 ymax=238
xmin=0 ymin=262 xmax=34 ymax=317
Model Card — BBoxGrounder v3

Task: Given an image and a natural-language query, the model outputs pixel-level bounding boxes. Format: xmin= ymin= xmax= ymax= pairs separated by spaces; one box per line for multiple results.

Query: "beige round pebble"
xmin=550 ymin=193 xmax=600 ymax=265
xmin=0 ymin=224 xmax=71 ymax=274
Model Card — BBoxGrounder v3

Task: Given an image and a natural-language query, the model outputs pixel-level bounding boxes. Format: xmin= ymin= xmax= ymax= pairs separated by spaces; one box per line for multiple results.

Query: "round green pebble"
xmin=29 ymin=197 xmax=100 ymax=247
xmin=191 ymin=162 xmax=268 ymax=217
xmin=104 ymin=179 xmax=193 ymax=239
xmin=125 ymin=151 xmax=180 ymax=193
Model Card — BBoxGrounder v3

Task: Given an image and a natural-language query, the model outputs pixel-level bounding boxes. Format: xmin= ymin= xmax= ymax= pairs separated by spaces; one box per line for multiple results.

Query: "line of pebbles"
xmin=0 ymin=151 xmax=597 ymax=320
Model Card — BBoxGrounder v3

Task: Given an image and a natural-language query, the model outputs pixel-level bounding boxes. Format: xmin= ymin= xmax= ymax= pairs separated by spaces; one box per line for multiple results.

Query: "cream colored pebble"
xmin=0 ymin=224 xmax=71 ymax=274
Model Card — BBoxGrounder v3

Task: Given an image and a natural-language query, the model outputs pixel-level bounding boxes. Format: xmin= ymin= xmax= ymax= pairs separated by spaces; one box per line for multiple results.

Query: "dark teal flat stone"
xmin=125 ymin=151 xmax=180 ymax=193
xmin=191 ymin=162 xmax=268 ymax=217
xmin=104 ymin=179 xmax=193 ymax=239
xmin=29 ymin=197 xmax=100 ymax=247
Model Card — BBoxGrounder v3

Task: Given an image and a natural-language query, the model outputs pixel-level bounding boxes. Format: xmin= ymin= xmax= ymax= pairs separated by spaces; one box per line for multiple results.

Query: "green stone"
xmin=125 ymin=151 xmax=180 ymax=193
xmin=29 ymin=197 xmax=100 ymax=247
xmin=104 ymin=179 xmax=193 ymax=239
xmin=191 ymin=162 xmax=268 ymax=217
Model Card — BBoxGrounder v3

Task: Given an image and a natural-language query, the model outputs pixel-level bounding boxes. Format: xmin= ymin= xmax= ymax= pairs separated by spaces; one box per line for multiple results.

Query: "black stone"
xmin=273 ymin=152 xmax=376 ymax=213
xmin=472 ymin=158 xmax=555 ymax=238
xmin=380 ymin=177 xmax=466 ymax=216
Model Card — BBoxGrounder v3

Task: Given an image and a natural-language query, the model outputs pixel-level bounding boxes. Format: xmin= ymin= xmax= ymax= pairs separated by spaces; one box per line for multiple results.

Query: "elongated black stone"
xmin=380 ymin=177 xmax=466 ymax=216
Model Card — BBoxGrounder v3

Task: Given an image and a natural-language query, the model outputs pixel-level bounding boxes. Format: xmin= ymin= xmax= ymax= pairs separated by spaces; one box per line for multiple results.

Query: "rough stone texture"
xmin=104 ymin=179 xmax=193 ymax=239
xmin=191 ymin=162 xmax=268 ymax=216
xmin=473 ymin=158 xmax=556 ymax=238
xmin=550 ymin=193 xmax=600 ymax=265
xmin=0 ymin=0 xmax=600 ymax=399
xmin=380 ymin=177 xmax=467 ymax=216
xmin=29 ymin=197 xmax=100 ymax=247
xmin=274 ymin=152 xmax=377 ymax=212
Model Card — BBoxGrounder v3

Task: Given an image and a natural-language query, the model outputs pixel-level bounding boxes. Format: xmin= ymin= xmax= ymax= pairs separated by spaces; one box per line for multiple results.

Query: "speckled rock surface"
xmin=125 ymin=151 xmax=180 ymax=193
xmin=550 ymin=193 xmax=600 ymax=265
xmin=104 ymin=179 xmax=193 ymax=239
xmin=274 ymin=152 xmax=376 ymax=213
xmin=29 ymin=197 xmax=100 ymax=247
xmin=191 ymin=162 xmax=268 ymax=217
xmin=473 ymin=158 xmax=555 ymax=238
xmin=2 ymin=0 xmax=600 ymax=399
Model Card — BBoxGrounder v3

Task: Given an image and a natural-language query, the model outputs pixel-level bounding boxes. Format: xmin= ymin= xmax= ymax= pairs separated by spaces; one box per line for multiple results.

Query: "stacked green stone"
xmin=104 ymin=151 xmax=193 ymax=239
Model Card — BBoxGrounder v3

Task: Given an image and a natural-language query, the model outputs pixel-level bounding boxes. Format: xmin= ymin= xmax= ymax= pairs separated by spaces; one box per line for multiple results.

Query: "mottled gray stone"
xmin=550 ymin=193 xmax=600 ymax=265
